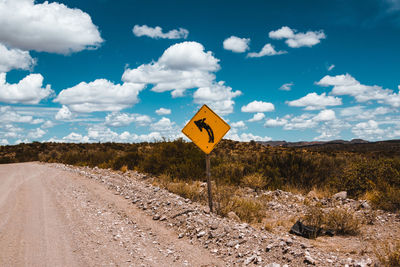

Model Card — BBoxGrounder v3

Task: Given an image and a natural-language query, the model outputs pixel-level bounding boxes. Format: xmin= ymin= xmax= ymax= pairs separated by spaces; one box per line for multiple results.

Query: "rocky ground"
xmin=52 ymin=163 xmax=400 ymax=266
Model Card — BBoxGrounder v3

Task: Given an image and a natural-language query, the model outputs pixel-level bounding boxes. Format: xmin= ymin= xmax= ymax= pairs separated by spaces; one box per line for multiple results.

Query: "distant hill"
xmin=258 ymin=139 xmax=369 ymax=147
xmin=258 ymin=139 xmax=400 ymax=157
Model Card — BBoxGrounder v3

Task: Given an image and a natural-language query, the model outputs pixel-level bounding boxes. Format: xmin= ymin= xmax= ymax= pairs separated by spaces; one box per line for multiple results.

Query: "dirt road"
xmin=0 ymin=162 xmax=222 ymax=266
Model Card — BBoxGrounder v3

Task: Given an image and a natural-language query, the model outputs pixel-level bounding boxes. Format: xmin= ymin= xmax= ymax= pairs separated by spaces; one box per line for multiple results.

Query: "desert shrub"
xmin=112 ymin=151 xmax=140 ymax=170
xmin=302 ymin=205 xmax=325 ymax=238
xmin=212 ymin=184 xmax=264 ymax=223
xmin=165 ymin=181 xmax=206 ymax=203
xmin=324 ymin=208 xmax=360 ymax=236
xmin=139 ymin=139 xmax=204 ymax=180
xmin=213 ymin=184 xmax=237 ymax=216
xmin=213 ymin=162 xmax=246 ymax=185
xmin=375 ymin=240 xmax=400 ymax=267
xmin=226 ymin=197 xmax=264 ymax=223
xmin=241 ymin=173 xmax=266 ymax=191
xmin=302 ymin=206 xmax=360 ymax=236
xmin=338 ymin=158 xmax=400 ymax=199
xmin=369 ymin=183 xmax=400 ymax=212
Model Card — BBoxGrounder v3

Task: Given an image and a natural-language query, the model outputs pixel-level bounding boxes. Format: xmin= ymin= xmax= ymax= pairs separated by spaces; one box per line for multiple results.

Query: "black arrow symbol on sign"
xmin=194 ymin=118 xmax=214 ymax=143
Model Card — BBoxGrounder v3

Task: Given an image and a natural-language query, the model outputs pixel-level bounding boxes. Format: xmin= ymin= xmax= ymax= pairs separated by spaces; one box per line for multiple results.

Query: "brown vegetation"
xmin=375 ymin=240 xmax=400 ymax=267
xmin=303 ymin=206 xmax=360 ymax=237
xmin=1 ymin=139 xmax=400 ymax=215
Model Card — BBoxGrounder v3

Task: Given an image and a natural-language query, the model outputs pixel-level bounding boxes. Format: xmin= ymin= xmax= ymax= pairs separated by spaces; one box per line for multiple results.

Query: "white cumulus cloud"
xmin=269 ymin=26 xmax=326 ymax=48
xmin=62 ymin=132 xmax=89 ymax=143
xmin=0 ymin=72 xmax=53 ymax=104
xmin=0 ymin=43 xmax=36 ymax=72
xmin=286 ymin=92 xmax=342 ymax=110
xmin=122 ymin=41 xmax=220 ymax=97
xmin=155 ymin=108 xmax=171 ymax=115
xmin=0 ymin=106 xmax=34 ymax=123
xmin=264 ymin=117 xmax=288 ymax=127
xmin=133 ymin=25 xmax=188 ymax=39
xmin=247 ymin=44 xmax=286 ymax=58
xmin=279 ymin=82 xmax=293 ymax=91
xmin=54 ymin=79 xmax=145 ymax=113
xmin=27 ymin=127 xmax=45 ymax=139
xmin=223 ymin=36 xmax=250 ymax=53
xmin=227 ymin=132 xmax=272 ymax=142
xmin=0 ymin=139 xmax=8 ymax=145
xmin=0 ymin=0 xmax=103 ymax=54
xmin=352 ymin=120 xmax=385 ymax=140
xmin=241 ymin=100 xmax=275 ymax=113
xmin=104 ymin=112 xmax=152 ymax=127
xmin=248 ymin=112 xmax=265 ymax=122
xmin=317 ymin=73 xmax=400 ymax=106
xmin=314 ymin=109 xmax=336 ymax=121
xmin=193 ymin=81 xmax=242 ymax=115
xmin=55 ymin=105 xmax=73 ymax=120
xmin=231 ymin=121 xmax=246 ymax=128
xmin=151 ymin=117 xmax=176 ymax=132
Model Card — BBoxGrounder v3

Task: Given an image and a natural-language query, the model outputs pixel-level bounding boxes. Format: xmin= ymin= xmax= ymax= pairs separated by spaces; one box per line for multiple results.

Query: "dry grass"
xmin=302 ymin=206 xmax=361 ymax=236
xmin=324 ymin=208 xmax=360 ymax=236
xmin=228 ymin=197 xmax=264 ymax=223
xmin=368 ymin=185 xmax=400 ymax=212
xmin=264 ymin=216 xmax=297 ymax=232
xmin=303 ymin=205 xmax=325 ymax=229
xmin=241 ymin=173 xmax=266 ymax=192
xmin=375 ymin=240 xmax=400 ymax=267
xmin=154 ymin=174 xmax=207 ymax=203
xmin=120 ymin=165 xmax=128 ymax=173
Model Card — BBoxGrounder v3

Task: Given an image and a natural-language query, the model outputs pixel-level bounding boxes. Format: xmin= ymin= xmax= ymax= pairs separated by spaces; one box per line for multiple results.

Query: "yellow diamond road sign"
xmin=182 ymin=104 xmax=230 ymax=154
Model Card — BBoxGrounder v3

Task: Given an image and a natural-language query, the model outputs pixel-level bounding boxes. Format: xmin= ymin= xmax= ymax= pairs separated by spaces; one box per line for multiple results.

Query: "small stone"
xmin=197 ymin=231 xmax=206 ymax=238
xmin=227 ymin=211 xmax=240 ymax=222
xmin=159 ymin=215 xmax=167 ymax=221
xmin=227 ymin=240 xmax=239 ymax=247
xmin=284 ymin=238 xmax=293 ymax=245
xmin=244 ymin=254 xmax=257 ymax=265
xmin=332 ymin=191 xmax=347 ymax=200
xmin=210 ymin=223 xmax=219 ymax=230
xmin=266 ymin=243 xmax=276 ymax=252
xmin=304 ymin=254 xmax=316 ymax=265
xmin=361 ymin=201 xmax=371 ymax=209
xmin=265 ymin=263 xmax=280 ymax=267
xmin=178 ymin=233 xmax=184 ymax=239
xmin=153 ymin=214 xmax=160 ymax=220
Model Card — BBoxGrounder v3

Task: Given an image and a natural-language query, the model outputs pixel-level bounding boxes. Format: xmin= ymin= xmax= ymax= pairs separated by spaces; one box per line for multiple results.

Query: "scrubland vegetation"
xmin=2 ymin=139 xmax=400 ymax=264
xmin=1 ymin=139 xmax=400 ymax=218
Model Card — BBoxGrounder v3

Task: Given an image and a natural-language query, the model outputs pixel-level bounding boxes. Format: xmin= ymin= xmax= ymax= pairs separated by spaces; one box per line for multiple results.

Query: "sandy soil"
xmin=0 ymin=162 xmax=222 ymax=267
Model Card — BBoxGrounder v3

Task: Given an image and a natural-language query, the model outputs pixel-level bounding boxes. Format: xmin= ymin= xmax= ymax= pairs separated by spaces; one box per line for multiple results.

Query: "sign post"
xmin=182 ymin=105 xmax=230 ymax=213
xmin=205 ymin=153 xmax=212 ymax=212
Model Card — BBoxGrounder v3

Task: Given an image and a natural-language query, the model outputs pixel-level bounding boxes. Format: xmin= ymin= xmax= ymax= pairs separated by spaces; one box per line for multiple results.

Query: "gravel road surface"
xmin=0 ymin=162 xmax=221 ymax=267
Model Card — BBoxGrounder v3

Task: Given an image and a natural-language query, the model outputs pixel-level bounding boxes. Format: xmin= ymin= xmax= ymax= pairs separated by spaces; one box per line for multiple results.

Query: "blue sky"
xmin=1 ymin=0 xmax=400 ymax=144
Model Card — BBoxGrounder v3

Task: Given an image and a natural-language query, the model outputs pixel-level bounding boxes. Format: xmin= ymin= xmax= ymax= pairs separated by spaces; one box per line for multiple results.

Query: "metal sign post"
xmin=182 ymin=105 xmax=230 ymax=213
xmin=205 ymin=153 xmax=213 ymax=212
